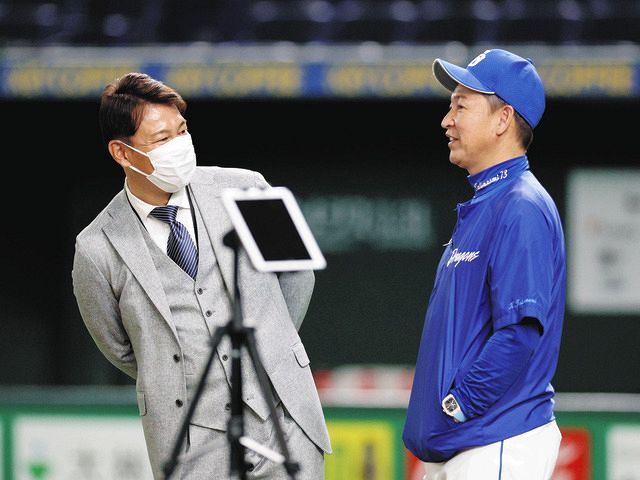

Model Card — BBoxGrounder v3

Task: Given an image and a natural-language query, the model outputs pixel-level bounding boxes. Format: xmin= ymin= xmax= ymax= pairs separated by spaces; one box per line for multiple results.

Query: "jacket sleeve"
xmin=72 ymin=240 xmax=138 ymax=379
xmin=450 ymin=318 xmax=541 ymax=419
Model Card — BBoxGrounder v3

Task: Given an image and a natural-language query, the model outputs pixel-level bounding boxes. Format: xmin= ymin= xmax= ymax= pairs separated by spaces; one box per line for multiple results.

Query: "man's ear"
xmin=496 ymin=104 xmax=516 ymax=136
xmin=108 ymin=140 xmax=130 ymax=167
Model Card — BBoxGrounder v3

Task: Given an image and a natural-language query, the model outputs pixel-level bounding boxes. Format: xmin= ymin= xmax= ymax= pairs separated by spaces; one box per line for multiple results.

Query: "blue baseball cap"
xmin=432 ymin=49 xmax=545 ymax=129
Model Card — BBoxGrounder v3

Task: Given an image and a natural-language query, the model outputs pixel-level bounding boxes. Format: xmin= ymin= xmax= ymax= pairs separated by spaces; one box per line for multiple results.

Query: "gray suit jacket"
xmin=72 ymin=167 xmax=331 ymax=479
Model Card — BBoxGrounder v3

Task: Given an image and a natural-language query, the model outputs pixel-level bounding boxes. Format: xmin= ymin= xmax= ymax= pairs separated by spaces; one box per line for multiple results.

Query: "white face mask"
xmin=123 ymin=133 xmax=197 ymax=193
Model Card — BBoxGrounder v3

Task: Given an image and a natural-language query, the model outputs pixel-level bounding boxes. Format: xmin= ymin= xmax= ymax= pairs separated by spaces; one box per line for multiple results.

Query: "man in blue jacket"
xmin=403 ymin=48 xmax=566 ymax=479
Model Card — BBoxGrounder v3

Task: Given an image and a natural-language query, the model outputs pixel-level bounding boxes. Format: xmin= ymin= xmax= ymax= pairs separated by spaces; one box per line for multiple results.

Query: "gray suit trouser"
xmin=182 ymin=402 xmax=324 ymax=480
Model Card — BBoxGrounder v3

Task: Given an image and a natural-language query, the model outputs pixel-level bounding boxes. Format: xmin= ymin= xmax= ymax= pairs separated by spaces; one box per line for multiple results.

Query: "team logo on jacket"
xmin=447 ymin=248 xmax=480 ymax=267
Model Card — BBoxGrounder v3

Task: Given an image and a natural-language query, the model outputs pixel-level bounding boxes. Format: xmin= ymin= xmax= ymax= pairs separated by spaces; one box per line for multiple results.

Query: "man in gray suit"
xmin=72 ymin=72 xmax=331 ymax=480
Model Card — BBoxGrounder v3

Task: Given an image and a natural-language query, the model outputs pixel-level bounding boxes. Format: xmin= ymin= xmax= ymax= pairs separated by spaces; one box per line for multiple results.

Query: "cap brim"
xmin=433 ymin=59 xmax=495 ymax=94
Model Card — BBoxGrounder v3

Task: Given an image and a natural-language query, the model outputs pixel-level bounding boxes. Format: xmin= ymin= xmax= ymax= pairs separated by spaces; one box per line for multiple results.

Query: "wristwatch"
xmin=442 ymin=393 xmax=467 ymax=423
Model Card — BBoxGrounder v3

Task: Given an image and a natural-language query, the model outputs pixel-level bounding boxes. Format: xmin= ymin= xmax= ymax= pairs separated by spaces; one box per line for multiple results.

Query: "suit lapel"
xmin=103 ymin=193 xmax=178 ymax=338
xmin=188 ymin=182 xmax=236 ymax=299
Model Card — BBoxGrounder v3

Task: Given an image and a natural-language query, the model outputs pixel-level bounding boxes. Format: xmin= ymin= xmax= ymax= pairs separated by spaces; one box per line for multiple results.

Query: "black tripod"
xmin=163 ymin=230 xmax=300 ymax=480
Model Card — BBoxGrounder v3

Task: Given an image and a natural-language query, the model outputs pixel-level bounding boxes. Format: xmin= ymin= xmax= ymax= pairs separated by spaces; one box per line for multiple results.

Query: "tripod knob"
xmin=223 ymin=230 xmax=239 ymax=248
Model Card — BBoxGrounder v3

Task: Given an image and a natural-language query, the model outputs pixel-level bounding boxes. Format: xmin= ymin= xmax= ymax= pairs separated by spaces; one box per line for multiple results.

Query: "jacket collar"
xmin=467 ymin=155 xmax=529 ymax=199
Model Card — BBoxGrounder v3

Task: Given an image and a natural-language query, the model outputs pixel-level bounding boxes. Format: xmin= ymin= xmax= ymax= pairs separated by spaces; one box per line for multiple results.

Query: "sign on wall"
xmin=552 ymin=427 xmax=592 ymax=479
xmin=1 ymin=45 xmax=637 ymax=99
xmin=567 ymin=168 xmax=640 ymax=313
xmin=299 ymin=195 xmax=436 ymax=254
xmin=607 ymin=424 xmax=640 ymax=480
xmin=12 ymin=415 xmax=153 ymax=480
xmin=325 ymin=420 xmax=398 ymax=479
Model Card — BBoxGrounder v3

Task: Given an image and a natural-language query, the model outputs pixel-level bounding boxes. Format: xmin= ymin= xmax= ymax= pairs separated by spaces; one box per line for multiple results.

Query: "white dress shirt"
xmin=124 ymin=180 xmax=198 ymax=254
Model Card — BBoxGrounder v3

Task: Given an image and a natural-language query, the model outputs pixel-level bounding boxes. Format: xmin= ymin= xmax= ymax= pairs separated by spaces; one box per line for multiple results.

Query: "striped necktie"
xmin=150 ymin=205 xmax=198 ymax=279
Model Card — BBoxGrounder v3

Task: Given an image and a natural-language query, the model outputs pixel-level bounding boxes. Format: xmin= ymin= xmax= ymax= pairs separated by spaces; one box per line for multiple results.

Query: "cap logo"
xmin=468 ymin=50 xmax=490 ymax=67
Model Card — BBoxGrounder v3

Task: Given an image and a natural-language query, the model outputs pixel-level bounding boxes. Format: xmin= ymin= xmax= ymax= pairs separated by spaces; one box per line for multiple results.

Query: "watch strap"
xmin=452 ymin=407 xmax=467 ymax=423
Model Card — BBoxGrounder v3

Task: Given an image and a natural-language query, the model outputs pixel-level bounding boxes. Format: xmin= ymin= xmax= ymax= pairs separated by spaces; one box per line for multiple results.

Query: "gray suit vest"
xmin=144 ymin=199 xmax=275 ymax=431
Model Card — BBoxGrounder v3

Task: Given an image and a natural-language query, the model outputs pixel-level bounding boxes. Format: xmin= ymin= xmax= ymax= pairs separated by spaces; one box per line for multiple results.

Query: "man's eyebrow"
xmin=149 ymin=119 xmax=186 ymax=137
xmin=450 ymin=92 xmax=469 ymax=101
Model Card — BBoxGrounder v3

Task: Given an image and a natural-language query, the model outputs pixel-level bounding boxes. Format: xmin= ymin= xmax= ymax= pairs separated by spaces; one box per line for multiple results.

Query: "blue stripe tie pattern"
xmin=150 ymin=205 xmax=198 ymax=279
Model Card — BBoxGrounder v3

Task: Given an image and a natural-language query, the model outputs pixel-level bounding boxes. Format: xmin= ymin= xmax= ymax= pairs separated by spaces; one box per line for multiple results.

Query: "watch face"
xmin=444 ymin=396 xmax=458 ymax=412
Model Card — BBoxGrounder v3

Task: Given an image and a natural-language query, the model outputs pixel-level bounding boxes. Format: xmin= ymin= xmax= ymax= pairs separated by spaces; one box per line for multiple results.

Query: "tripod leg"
xmin=163 ymin=325 xmax=228 ymax=480
xmin=229 ymin=324 xmax=248 ymax=480
xmin=244 ymin=327 xmax=300 ymax=479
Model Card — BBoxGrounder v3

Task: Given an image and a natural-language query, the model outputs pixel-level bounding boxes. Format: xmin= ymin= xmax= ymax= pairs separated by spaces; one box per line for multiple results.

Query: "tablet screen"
xmin=221 ymin=186 xmax=326 ymax=272
xmin=234 ymin=198 xmax=311 ymax=261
